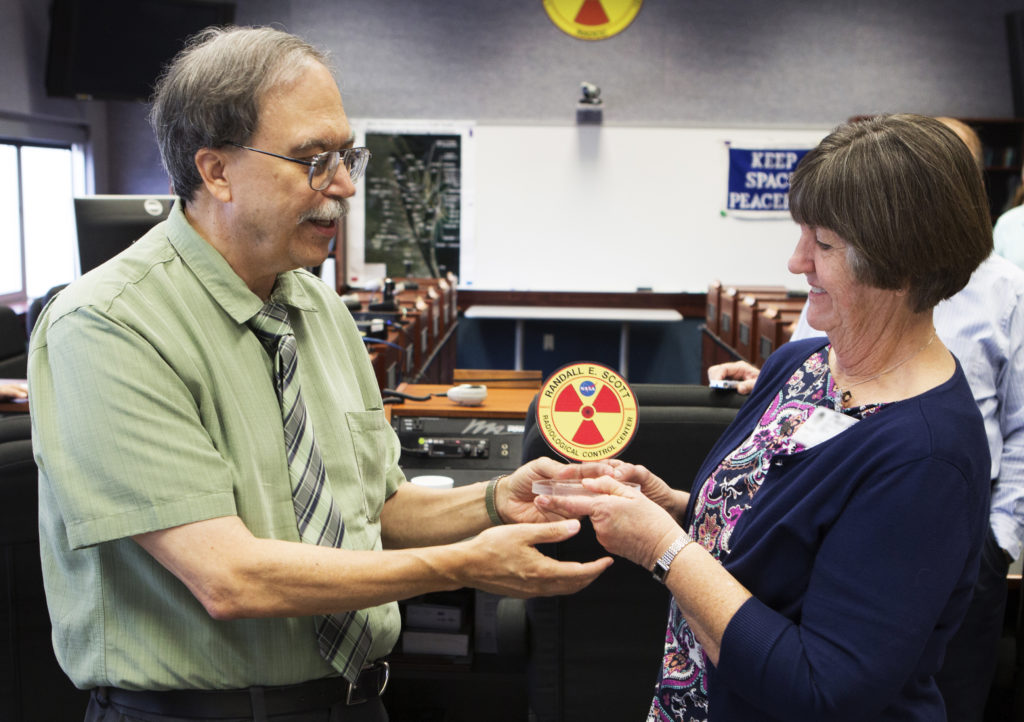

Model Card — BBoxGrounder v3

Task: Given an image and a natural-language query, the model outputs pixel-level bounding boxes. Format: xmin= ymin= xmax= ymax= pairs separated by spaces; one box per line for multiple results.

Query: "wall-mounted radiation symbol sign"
xmin=543 ymin=0 xmax=643 ymax=40
xmin=536 ymin=362 xmax=639 ymax=461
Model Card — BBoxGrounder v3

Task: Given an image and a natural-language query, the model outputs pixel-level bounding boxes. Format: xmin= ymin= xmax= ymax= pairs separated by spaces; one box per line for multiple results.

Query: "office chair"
xmin=25 ymin=283 xmax=68 ymax=337
xmin=0 ymin=415 xmax=89 ymax=720
xmin=521 ymin=384 xmax=746 ymax=722
xmin=0 ymin=305 xmax=27 ymax=378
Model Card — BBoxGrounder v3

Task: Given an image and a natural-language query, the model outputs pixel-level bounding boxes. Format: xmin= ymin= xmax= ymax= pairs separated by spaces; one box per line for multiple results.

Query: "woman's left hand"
xmin=536 ymin=475 xmax=683 ymax=570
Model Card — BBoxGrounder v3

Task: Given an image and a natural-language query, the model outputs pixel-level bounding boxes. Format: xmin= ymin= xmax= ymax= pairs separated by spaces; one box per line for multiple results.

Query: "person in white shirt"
xmin=994 ymin=202 xmax=1024 ymax=271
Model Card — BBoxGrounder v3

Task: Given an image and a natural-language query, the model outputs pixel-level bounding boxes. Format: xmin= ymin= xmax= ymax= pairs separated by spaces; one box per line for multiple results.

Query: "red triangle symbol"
xmin=575 ymin=0 xmax=610 ymax=25
xmin=592 ymin=385 xmax=621 ymax=413
xmin=554 ymin=385 xmax=583 ymax=412
xmin=573 ymin=419 xmax=605 ymax=445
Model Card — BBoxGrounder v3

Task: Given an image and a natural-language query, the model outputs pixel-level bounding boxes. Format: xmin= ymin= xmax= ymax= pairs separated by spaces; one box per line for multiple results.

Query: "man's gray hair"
xmin=148 ymin=26 xmax=334 ymax=202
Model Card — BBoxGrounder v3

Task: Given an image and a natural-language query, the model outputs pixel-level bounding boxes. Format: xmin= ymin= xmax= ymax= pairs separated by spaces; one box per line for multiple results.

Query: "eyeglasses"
xmin=228 ymin=142 xmax=372 ymax=190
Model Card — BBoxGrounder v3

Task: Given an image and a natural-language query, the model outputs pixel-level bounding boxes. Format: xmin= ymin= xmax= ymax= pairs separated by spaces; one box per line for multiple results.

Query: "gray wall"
xmin=6 ymin=0 xmax=1024 ymax=191
xmin=0 ymin=0 xmax=107 ymax=189
xmin=298 ymin=0 xmax=1024 ymax=124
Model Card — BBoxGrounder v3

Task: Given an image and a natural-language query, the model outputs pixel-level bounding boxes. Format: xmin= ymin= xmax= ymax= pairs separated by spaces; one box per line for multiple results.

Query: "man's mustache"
xmin=300 ymin=198 xmax=348 ymax=224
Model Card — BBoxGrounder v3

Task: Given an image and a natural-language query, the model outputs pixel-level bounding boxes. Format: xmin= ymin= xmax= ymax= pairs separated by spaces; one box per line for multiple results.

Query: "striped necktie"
xmin=247 ymin=301 xmax=372 ymax=683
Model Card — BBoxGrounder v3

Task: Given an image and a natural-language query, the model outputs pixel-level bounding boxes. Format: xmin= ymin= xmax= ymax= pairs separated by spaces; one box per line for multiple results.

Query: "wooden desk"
xmin=462 ymin=305 xmax=683 ymax=379
xmin=718 ymin=285 xmax=787 ymax=349
xmin=351 ymin=280 xmax=458 ymax=388
xmin=736 ymin=297 xmax=806 ymax=362
xmin=705 ymin=280 xmax=723 ymax=336
xmin=389 ymin=383 xmax=538 ymax=421
xmin=452 ymin=369 xmax=542 ymax=389
xmin=386 ymin=380 xmax=531 ymax=721
xmin=755 ymin=307 xmax=802 ymax=368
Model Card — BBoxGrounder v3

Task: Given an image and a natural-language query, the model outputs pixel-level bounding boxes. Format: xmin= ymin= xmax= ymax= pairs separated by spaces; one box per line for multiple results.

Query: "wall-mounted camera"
xmin=577 ymin=81 xmax=603 ymax=124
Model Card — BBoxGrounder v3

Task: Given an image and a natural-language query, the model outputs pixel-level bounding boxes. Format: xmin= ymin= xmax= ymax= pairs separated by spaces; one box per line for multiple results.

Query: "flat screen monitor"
xmin=74 ymin=195 xmax=176 ymax=274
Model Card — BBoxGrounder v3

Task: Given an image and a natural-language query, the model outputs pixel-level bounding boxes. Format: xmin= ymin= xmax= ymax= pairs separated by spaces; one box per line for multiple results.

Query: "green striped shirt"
xmin=28 ymin=200 xmax=403 ymax=690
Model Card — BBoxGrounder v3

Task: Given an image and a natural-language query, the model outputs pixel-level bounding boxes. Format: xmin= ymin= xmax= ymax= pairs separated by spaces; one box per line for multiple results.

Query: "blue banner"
xmin=726 ymin=147 xmax=809 ymax=214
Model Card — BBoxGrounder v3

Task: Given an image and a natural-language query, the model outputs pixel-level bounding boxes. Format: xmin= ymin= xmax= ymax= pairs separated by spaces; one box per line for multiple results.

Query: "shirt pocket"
xmin=345 ymin=409 xmax=391 ymax=522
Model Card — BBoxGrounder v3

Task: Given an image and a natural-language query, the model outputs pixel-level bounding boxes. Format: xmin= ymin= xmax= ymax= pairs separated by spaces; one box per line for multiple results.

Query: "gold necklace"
xmin=830 ymin=331 xmax=936 ymax=405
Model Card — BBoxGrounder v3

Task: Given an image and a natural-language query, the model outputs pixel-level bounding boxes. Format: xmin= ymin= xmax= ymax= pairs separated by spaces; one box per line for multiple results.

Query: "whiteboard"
xmin=459 ymin=124 xmax=830 ymax=294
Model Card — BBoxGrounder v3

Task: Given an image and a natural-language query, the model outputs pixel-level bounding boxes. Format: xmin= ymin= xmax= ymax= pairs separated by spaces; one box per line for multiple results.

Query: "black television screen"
xmin=74 ymin=195 xmax=176 ymax=274
xmin=46 ymin=0 xmax=236 ymax=100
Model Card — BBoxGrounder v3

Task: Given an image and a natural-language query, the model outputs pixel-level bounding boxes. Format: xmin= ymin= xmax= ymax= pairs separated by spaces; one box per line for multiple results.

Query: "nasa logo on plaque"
xmin=536 ymin=362 xmax=639 ymax=462
xmin=543 ymin=0 xmax=644 ymax=40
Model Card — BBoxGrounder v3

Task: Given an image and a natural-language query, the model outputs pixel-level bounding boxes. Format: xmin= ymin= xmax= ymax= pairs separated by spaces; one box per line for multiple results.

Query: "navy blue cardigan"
xmin=684 ymin=338 xmax=990 ymax=721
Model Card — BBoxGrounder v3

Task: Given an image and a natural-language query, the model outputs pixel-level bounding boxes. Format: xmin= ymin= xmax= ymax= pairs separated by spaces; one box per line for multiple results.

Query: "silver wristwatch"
xmin=651 ymin=532 xmax=692 ymax=584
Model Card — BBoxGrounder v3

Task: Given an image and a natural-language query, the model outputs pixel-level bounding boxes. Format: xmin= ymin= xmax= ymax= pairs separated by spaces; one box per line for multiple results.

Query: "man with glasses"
xmin=226 ymin=142 xmax=372 ymax=194
xmin=28 ymin=26 xmax=612 ymax=722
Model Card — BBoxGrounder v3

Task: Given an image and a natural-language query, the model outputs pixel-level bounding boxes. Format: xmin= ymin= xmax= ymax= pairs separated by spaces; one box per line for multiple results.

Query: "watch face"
xmin=652 ymin=534 xmax=689 ymax=582
xmin=543 ymin=0 xmax=644 ymax=41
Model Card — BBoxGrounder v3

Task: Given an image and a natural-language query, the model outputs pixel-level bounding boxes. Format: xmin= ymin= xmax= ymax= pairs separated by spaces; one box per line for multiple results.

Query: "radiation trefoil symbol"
xmin=542 ymin=0 xmax=644 ymax=41
xmin=536 ymin=362 xmax=639 ymax=462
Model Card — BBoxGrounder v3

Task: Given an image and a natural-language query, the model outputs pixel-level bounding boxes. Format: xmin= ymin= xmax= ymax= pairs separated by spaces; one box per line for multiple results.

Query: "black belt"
xmin=96 ymin=662 xmax=390 ymax=717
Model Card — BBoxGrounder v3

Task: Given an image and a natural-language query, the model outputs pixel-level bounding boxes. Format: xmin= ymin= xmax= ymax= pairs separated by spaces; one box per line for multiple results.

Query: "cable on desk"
xmin=381 ymin=388 xmax=432 ymax=402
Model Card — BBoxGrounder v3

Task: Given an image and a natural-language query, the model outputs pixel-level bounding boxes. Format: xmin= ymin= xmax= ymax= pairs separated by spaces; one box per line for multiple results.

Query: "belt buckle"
xmin=345 ymin=661 xmax=390 ymax=706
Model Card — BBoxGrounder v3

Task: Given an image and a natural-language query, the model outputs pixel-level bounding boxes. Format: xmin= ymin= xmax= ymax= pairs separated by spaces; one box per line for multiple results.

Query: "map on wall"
xmin=360 ymin=123 xmax=472 ymax=280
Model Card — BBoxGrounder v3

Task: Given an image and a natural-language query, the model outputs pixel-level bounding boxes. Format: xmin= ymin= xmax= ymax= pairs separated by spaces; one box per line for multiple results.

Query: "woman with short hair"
xmin=539 ymin=114 xmax=993 ymax=721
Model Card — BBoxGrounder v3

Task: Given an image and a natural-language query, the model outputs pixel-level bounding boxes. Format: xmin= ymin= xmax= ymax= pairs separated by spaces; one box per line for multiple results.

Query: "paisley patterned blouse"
xmin=647 ymin=347 xmax=887 ymax=722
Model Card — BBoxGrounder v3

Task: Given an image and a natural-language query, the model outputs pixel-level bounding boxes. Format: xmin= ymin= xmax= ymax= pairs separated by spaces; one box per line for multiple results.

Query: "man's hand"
xmin=708 ymin=360 xmax=760 ymax=395
xmin=495 ymin=457 xmax=619 ymax=523
xmin=455 ymin=519 xmax=613 ymax=597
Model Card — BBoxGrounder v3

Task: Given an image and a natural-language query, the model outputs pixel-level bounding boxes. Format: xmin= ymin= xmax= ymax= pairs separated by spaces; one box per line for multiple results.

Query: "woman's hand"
xmin=554 ymin=459 xmax=689 ymax=522
xmin=708 ymin=360 xmax=760 ymax=395
xmin=535 ymin=476 xmax=682 ymax=570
